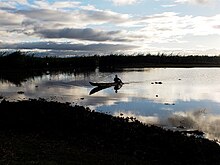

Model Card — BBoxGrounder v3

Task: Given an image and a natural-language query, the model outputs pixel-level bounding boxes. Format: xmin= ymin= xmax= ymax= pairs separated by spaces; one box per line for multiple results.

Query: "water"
xmin=1 ymin=67 xmax=220 ymax=141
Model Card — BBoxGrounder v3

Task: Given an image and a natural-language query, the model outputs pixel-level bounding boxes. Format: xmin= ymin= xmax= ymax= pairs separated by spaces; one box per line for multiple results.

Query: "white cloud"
xmin=0 ymin=10 xmax=24 ymax=26
xmin=0 ymin=1 xmax=16 ymax=10
xmin=175 ymin=0 xmax=214 ymax=5
xmin=161 ymin=4 xmax=177 ymax=8
xmin=32 ymin=0 xmax=81 ymax=10
xmin=126 ymin=12 xmax=220 ymax=47
xmin=110 ymin=0 xmax=141 ymax=6
xmin=10 ymin=0 xmax=28 ymax=5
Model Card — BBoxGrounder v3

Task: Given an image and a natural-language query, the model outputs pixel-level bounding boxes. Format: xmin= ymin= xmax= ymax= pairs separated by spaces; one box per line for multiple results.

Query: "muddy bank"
xmin=0 ymin=99 xmax=220 ymax=164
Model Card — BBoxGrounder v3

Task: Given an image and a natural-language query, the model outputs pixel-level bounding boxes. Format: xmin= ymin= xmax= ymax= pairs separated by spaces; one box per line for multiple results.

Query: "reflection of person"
xmin=114 ymin=75 xmax=122 ymax=83
xmin=114 ymin=84 xmax=122 ymax=93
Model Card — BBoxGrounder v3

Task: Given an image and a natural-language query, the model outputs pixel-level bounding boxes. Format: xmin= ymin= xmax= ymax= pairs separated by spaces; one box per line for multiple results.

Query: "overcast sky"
xmin=0 ymin=0 xmax=220 ymax=56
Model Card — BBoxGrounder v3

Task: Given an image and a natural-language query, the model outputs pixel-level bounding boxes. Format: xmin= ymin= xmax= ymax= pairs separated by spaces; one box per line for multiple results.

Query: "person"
xmin=114 ymin=75 xmax=122 ymax=83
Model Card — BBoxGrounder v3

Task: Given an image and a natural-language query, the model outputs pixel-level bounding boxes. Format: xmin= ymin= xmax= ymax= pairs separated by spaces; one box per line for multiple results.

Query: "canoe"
xmin=89 ymin=82 xmax=123 ymax=87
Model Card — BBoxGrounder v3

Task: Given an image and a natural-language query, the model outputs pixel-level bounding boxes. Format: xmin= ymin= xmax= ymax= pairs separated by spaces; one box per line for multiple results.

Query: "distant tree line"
xmin=1 ymin=51 xmax=220 ymax=71
xmin=99 ymin=54 xmax=220 ymax=70
xmin=0 ymin=51 xmax=97 ymax=71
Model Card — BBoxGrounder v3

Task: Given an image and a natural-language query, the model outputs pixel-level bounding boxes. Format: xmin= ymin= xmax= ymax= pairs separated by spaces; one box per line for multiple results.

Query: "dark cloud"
xmin=0 ymin=7 xmax=16 ymax=11
xmin=35 ymin=28 xmax=128 ymax=42
xmin=0 ymin=42 xmax=138 ymax=52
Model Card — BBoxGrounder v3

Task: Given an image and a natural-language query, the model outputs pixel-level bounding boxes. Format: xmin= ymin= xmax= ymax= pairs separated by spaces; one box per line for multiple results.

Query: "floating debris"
xmin=151 ymin=81 xmax=163 ymax=84
xmin=155 ymin=81 xmax=162 ymax=84
xmin=17 ymin=91 xmax=24 ymax=94
xmin=177 ymin=125 xmax=185 ymax=129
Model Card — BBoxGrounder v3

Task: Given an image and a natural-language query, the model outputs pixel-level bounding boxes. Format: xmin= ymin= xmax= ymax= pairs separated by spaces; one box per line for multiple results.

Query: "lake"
xmin=1 ymin=67 xmax=220 ymax=141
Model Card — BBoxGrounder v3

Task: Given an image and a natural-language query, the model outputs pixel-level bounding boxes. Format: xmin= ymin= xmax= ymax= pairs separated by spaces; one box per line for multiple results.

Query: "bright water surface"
xmin=1 ymin=67 xmax=220 ymax=141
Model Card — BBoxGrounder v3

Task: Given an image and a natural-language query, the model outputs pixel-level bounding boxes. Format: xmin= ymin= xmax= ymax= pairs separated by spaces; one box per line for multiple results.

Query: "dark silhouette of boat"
xmin=89 ymin=82 xmax=123 ymax=95
xmin=89 ymin=82 xmax=123 ymax=87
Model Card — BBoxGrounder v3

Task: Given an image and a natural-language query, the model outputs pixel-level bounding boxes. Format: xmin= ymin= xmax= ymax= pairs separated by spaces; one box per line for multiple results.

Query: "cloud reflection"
xmin=114 ymin=109 xmax=220 ymax=142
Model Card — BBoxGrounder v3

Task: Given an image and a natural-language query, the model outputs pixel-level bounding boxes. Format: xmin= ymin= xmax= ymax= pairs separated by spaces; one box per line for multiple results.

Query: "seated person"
xmin=114 ymin=75 xmax=122 ymax=83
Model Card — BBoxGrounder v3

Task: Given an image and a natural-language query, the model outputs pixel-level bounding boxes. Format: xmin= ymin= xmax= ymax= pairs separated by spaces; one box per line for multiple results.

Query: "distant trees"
xmin=0 ymin=51 xmax=97 ymax=71
xmin=99 ymin=54 xmax=220 ymax=70
xmin=0 ymin=51 xmax=220 ymax=71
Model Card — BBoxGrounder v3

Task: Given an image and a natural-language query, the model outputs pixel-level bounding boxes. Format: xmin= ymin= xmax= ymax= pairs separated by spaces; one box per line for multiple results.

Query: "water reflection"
xmin=113 ymin=108 xmax=220 ymax=141
xmin=89 ymin=86 xmax=111 ymax=95
xmin=89 ymin=83 xmax=123 ymax=95
xmin=1 ymin=67 xmax=220 ymax=141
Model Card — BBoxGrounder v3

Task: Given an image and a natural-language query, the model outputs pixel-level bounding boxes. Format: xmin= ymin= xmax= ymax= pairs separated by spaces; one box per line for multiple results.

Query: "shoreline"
xmin=0 ymin=99 xmax=220 ymax=164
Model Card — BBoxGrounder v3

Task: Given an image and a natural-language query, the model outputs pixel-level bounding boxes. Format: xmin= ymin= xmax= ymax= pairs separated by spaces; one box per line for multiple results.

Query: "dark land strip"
xmin=1 ymin=51 xmax=220 ymax=70
xmin=0 ymin=99 xmax=220 ymax=165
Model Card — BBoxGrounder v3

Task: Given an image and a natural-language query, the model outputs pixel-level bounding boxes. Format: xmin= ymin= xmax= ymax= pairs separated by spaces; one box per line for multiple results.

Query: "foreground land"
xmin=0 ymin=99 xmax=220 ymax=164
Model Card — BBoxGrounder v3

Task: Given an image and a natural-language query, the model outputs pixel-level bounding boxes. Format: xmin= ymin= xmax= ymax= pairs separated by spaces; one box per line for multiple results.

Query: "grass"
xmin=0 ymin=99 xmax=220 ymax=164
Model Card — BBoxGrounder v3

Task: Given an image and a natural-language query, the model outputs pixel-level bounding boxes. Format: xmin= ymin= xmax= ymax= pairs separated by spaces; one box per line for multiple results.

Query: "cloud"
xmin=0 ymin=1 xmax=16 ymax=10
xmin=32 ymin=0 xmax=81 ymax=10
xmin=132 ymin=12 xmax=220 ymax=47
xmin=0 ymin=41 xmax=138 ymax=52
xmin=0 ymin=0 xmax=220 ymax=55
xmin=213 ymin=25 xmax=220 ymax=29
xmin=0 ymin=10 xmax=24 ymax=26
xmin=35 ymin=28 xmax=129 ymax=42
xmin=175 ymin=0 xmax=214 ymax=5
xmin=15 ymin=0 xmax=28 ymax=4
xmin=167 ymin=110 xmax=220 ymax=141
xmin=110 ymin=0 xmax=141 ymax=6
xmin=16 ymin=8 xmax=130 ymax=29
xmin=161 ymin=4 xmax=177 ymax=8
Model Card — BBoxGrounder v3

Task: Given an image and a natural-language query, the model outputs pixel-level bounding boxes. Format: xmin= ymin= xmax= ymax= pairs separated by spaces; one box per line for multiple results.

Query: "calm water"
xmin=1 ymin=68 xmax=220 ymax=141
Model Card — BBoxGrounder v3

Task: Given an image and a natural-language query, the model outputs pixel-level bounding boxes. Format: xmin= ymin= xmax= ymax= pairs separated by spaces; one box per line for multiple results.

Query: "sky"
xmin=0 ymin=0 xmax=220 ymax=56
